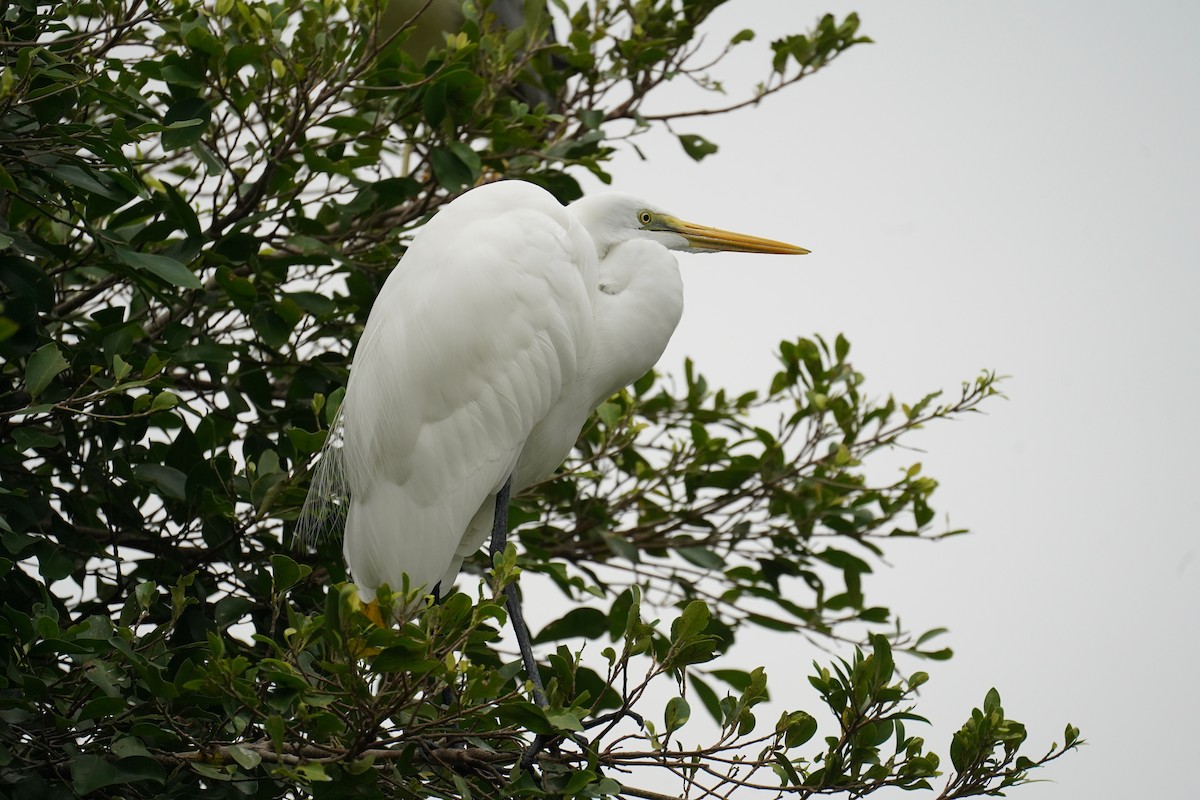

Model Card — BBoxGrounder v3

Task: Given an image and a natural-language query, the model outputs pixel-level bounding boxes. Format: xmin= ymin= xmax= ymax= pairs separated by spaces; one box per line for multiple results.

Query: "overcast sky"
xmin=578 ymin=1 xmax=1199 ymax=797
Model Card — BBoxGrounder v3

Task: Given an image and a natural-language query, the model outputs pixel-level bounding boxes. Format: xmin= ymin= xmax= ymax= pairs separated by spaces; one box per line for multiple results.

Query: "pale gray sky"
xmin=585 ymin=1 xmax=1199 ymax=796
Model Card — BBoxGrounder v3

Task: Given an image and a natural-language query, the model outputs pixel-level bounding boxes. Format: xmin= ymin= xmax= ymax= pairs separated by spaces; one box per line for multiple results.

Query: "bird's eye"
xmin=638 ymin=211 xmax=653 ymax=226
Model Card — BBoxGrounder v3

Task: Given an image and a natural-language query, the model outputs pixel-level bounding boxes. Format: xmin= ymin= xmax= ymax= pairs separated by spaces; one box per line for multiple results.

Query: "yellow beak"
xmin=663 ymin=215 xmax=811 ymax=255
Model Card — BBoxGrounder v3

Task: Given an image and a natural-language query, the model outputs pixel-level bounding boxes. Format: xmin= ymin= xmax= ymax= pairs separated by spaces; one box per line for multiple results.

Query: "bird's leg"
xmin=505 ymin=583 xmax=547 ymax=706
xmin=490 ymin=477 xmax=554 ymax=774
xmin=489 ymin=476 xmax=548 ymax=708
xmin=488 ymin=476 xmax=512 ymax=561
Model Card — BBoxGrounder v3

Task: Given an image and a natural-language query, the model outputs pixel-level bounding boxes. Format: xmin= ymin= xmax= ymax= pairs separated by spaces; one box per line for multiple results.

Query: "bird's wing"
xmin=340 ymin=182 xmax=596 ymax=599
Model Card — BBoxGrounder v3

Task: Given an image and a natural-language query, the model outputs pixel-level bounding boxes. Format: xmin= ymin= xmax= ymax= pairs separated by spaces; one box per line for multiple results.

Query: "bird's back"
xmin=340 ymin=182 xmax=597 ymax=599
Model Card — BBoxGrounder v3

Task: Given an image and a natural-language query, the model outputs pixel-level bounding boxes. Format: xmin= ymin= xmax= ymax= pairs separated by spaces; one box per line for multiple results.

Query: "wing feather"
xmin=337 ymin=182 xmax=596 ymax=599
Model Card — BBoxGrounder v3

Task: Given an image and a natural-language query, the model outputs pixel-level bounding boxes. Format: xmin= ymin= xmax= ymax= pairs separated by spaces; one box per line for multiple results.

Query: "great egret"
xmin=301 ymin=179 xmax=807 ymax=695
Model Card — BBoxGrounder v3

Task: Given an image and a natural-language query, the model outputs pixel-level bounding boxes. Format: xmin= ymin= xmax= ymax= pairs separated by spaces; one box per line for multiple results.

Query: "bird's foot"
xmin=363 ymin=598 xmax=386 ymax=627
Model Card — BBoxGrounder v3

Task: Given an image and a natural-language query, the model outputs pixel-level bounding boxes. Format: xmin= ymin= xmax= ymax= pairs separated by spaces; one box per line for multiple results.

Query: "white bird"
xmin=300 ymin=180 xmax=806 ymax=693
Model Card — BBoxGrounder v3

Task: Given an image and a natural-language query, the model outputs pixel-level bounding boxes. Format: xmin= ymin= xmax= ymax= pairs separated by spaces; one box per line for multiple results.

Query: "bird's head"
xmin=569 ymin=193 xmax=810 ymax=258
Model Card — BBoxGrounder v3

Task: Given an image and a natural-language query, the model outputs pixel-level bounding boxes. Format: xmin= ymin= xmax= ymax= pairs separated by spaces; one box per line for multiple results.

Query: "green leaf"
xmin=78 ymin=696 xmax=127 ymax=720
xmin=71 ymin=754 xmax=119 ymax=795
xmin=780 ymin=710 xmax=818 ymax=747
xmin=709 ymin=669 xmax=753 ymax=691
xmin=183 ymin=20 xmax=222 ymax=56
xmin=950 ymin=729 xmax=968 ymax=772
xmin=24 ymin=342 xmax=69 ymax=398
xmin=371 ymin=647 xmax=441 ymax=675
xmin=37 ymin=546 xmax=73 ymax=581
xmin=921 ymin=647 xmax=954 ymax=661
xmin=114 ymin=757 xmax=166 ymax=786
xmin=595 ymin=400 xmax=620 ymax=428
xmin=689 ymin=674 xmax=722 ymax=723
xmin=603 ymin=532 xmax=640 ymax=562
xmin=579 ymin=109 xmax=603 ymax=129
xmin=447 ymin=142 xmax=482 ymax=176
xmin=150 ymin=391 xmax=179 ymax=412
xmin=869 ymin=632 xmax=895 ymax=679
xmin=112 ymin=353 xmax=132 ymax=380
xmin=264 ymin=715 xmax=286 ymax=750
xmin=115 ymin=247 xmax=202 ymax=289
xmin=270 ymin=554 xmax=312 ymax=593
xmin=430 ymin=146 xmax=474 ymax=190
xmin=135 ymin=581 xmax=157 ymax=610
xmin=191 ymin=762 xmax=234 ymax=781
xmin=533 ymin=607 xmax=607 ymax=643
xmin=667 ymin=636 xmax=722 ymax=668
xmin=111 ymin=738 xmax=153 ymax=760
xmin=835 ymin=332 xmax=850 ymax=361
xmin=50 ymin=164 xmax=127 ymax=201
xmin=226 ymin=744 xmax=262 ymax=771
xmin=673 ymin=600 xmax=710 ymax=642
xmin=744 ymin=611 xmax=797 ymax=632
xmin=818 ymin=547 xmax=873 ymax=574
xmin=298 ymin=763 xmax=331 ymax=782
xmin=562 ymin=769 xmax=597 ymax=795
xmin=132 ymin=463 xmax=188 ymax=501
xmin=773 ymin=751 xmax=803 ymax=786
xmin=544 ymin=710 xmax=584 ymax=732
xmin=161 ymin=98 xmax=212 ymax=150
xmin=286 ymin=427 xmax=328 ymax=454
xmin=163 ymin=183 xmax=203 ymax=239
xmin=423 ymin=81 xmax=447 ymax=127
xmin=0 ymin=317 xmax=17 ymax=343
xmin=12 ymin=427 xmax=58 ymax=451
xmin=678 ymin=133 xmax=719 ymax=162
xmin=253 ymin=309 xmax=294 ymax=350
xmin=677 ymin=546 xmax=724 ymax=569
xmin=915 ymin=627 xmax=949 ymax=647
xmin=497 ymin=702 xmax=555 ymax=735
xmin=664 ymin=696 xmax=690 ymax=733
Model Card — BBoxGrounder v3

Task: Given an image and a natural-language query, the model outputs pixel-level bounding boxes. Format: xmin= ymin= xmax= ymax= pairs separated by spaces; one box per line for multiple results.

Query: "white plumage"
xmin=301 ymin=180 xmax=807 ymax=602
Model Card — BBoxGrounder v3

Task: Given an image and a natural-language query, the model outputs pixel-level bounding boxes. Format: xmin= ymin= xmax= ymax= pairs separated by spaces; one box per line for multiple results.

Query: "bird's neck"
xmin=584 ymin=239 xmax=684 ymax=408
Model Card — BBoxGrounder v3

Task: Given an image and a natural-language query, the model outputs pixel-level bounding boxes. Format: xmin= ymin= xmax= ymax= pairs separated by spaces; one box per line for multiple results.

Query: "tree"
xmin=0 ymin=0 xmax=1081 ymax=797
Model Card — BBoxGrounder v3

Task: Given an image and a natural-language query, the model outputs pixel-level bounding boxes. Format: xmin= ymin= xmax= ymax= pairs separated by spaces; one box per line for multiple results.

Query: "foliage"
xmin=0 ymin=0 xmax=1079 ymax=797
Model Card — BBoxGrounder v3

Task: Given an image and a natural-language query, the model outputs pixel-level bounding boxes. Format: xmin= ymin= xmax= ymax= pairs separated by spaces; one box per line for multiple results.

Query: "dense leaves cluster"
xmin=518 ymin=336 xmax=985 ymax=651
xmin=0 ymin=0 xmax=1078 ymax=797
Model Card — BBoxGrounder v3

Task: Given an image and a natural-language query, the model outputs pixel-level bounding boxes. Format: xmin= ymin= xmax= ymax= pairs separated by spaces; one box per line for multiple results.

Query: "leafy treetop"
xmin=0 ymin=0 xmax=1079 ymax=797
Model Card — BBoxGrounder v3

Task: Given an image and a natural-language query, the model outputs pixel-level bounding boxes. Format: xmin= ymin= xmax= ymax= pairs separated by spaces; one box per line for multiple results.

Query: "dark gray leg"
xmin=489 ymin=476 xmax=547 ymax=708
xmin=492 ymin=478 xmax=612 ymax=771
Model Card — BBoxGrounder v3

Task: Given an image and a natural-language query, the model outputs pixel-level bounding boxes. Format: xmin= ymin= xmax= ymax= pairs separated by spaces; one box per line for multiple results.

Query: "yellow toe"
xmin=364 ymin=598 xmax=386 ymax=628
